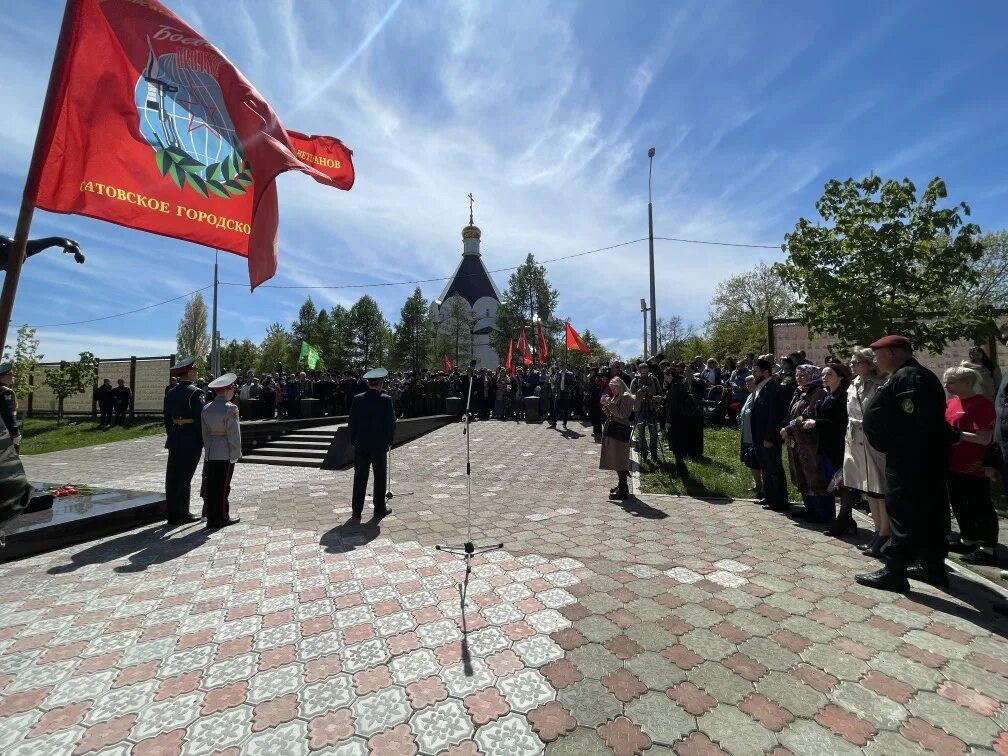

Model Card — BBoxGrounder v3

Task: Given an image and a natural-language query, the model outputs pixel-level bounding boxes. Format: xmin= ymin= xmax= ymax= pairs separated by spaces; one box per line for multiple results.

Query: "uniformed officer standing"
xmin=163 ymin=357 xmax=205 ymax=525
xmin=96 ymin=378 xmax=114 ymax=428
xmin=0 ymin=362 xmax=20 ymax=453
xmin=349 ymin=367 xmax=396 ymax=520
xmin=201 ymin=373 xmax=242 ymax=528
xmin=857 ymin=335 xmax=953 ymax=592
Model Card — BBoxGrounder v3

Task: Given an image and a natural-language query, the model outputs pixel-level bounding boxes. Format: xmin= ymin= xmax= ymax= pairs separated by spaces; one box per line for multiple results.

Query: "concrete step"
xmin=282 ymin=433 xmax=337 ymax=442
xmin=269 ymin=440 xmax=332 ymax=451
xmin=239 ymin=454 xmax=321 ymax=467
xmin=252 ymin=446 xmax=326 ymax=460
xmin=291 ymin=429 xmax=342 ymax=437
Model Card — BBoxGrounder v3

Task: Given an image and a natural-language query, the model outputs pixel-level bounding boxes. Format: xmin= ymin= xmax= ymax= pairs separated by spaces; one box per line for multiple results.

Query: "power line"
xmin=219 ymin=234 xmax=779 ymax=290
xmin=26 ymin=285 xmax=213 ymax=328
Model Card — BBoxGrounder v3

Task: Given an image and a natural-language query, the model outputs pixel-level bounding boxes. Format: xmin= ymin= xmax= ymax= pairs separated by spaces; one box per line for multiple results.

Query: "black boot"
xmin=906 ymin=563 xmax=948 ymax=587
xmin=825 ymin=515 xmax=857 ymax=537
xmin=855 ymin=566 xmax=909 ymax=592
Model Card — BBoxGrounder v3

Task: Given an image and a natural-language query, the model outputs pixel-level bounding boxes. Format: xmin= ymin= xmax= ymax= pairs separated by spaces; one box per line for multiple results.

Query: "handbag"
xmin=604 ymin=420 xmax=632 ymax=443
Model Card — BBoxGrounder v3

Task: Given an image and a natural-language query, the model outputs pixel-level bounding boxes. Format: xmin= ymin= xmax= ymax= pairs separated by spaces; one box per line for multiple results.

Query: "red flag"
xmin=565 ymin=322 xmax=592 ymax=355
xmin=443 ymin=355 xmax=452 ymax=372
xmin=287 ymin=131 xmax=355 ymax=190
xmin=517 ymin=328 xmax=533 ymax=366
xmin=505 ymin=337 xmax=514 ymax=375
xmin=536 ymin=321 xmax=548 ymax=365
xmin=27 ymin=0 xmax=351 ymax=290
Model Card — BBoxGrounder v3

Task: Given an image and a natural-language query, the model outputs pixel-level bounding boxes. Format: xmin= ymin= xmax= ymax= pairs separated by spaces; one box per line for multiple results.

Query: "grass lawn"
xmin=640 ymin=424 xmax=801 ymax=500
xmin=18 ymin=417 xmax=165 ymax=455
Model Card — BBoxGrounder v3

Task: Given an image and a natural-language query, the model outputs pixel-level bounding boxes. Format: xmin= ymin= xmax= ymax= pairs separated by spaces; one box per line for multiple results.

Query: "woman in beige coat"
xmin=600 ymin=376 xmax=635 ymax=500
xmin=836 ymin=348 xmax=888 ymax=554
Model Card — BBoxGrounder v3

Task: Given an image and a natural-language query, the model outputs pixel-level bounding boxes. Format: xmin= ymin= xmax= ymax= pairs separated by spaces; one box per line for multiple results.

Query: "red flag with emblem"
xmin=443 ymin=355 xmax=452 ymax=372
xmin=505 ymin=337 xmax=514 ymax=375
xmin=25 ymin=0 xmax=353 ymax=290
xmin=565 ymin=322 xmax=592 ymax=355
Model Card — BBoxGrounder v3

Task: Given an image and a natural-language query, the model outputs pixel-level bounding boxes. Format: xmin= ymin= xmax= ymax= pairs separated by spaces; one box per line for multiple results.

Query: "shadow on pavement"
xmin=614 ymin=496 xmax=668 ymax=519
xmin=320 ymin=516 xmax=382 ymax=555
xmin=46 ymin=523 xmax=210 ymax=575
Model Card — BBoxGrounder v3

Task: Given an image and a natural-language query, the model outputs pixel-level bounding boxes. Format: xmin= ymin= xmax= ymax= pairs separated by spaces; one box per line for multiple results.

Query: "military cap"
xmin=363 ymin=367 xmax=389 ymax=381
xmin=170 ymin=356 xmax=197 ymax=376
xmin=0 ymin=362 xmax=12 ymax=376
xmin=869 ymin=334 xmax=912 ymax=350
xmin=208 ymin=372 xmax=237 ymax=390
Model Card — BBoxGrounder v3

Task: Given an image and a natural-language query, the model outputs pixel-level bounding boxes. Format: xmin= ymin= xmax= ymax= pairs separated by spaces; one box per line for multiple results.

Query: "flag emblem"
xmin=134 ymin=39 xmax=251 ymax=199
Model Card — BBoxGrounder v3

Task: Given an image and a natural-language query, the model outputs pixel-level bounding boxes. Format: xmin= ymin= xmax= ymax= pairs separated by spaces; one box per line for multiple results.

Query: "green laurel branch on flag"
xmin=154 ymin=147 xmax=252 ymax=199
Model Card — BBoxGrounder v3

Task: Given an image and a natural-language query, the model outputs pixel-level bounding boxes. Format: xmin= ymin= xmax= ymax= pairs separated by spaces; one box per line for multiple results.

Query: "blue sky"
xmin=3 ymin=0 xmax=1008 ymax=361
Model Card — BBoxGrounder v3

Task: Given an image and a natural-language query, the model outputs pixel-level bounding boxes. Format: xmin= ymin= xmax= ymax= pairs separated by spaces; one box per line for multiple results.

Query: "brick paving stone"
xmin=755 ymin=672 xmax=828 ymax=719
xmin=526 ymin=700 xmax=576 ymax=742
xmin=776 ymin=719 xmax=863 ymax=756
xmin=624 ymin=691 xmax=694 ymax=747
xmin=828 ymin=680 xmax=907 ymax=731
xmin=687 ymin=662 xmax=754 ymax=706
xmin=738 ymin=693 xmax=793 ymax=732
xmin=899 ymin=716 xmax=968 ymax=755
xmin=463 ymin=687 xmax=509 ymax=727
xmin=666 ymin=682 xmax=716 ymax=717
xmin=547 ymin=725 xmax=613 ymax=755
xmin=557 ymin=679 xmax=622 ymax=728
xmin=906 ymin=690 xmax=1001 ymax=748
xmin=597 ymin=715 xmax=652 ymax=756
xmin=813 ymin=703 xmax=876 ymax=746
xmin=600 ymin=668 xmax=647 ymax=703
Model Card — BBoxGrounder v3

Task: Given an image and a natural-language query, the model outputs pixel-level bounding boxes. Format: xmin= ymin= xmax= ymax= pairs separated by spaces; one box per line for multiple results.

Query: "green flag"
xmin=299 ymin=340 xmax=320 ymax=369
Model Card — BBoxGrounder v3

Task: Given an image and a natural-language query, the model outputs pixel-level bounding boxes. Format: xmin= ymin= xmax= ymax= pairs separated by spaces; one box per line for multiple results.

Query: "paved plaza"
xmin=6 ymin=420 xmax=1008 ymax=754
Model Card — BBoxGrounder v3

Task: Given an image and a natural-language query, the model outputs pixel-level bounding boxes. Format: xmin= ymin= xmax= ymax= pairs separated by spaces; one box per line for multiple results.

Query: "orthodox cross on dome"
xmin=468 ymin=192 xmax=475 ymax=225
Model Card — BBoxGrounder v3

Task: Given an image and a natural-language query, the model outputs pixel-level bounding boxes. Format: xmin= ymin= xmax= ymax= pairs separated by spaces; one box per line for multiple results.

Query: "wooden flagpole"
xmin=0 ymin=0 xmax=78 ymax=356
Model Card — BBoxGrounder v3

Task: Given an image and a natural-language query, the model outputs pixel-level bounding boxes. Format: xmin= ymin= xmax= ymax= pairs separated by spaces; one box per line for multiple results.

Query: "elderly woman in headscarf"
xmin=600 ymin=375 xmax=635 ymax=500
xmin=801 ymin=362 xmax=852 ymax=526
xmin=779 ymin=363 xmax=828 ymax=520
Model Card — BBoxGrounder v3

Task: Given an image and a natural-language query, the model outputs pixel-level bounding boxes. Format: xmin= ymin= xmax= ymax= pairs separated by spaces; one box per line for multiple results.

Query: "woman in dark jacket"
xmin=780 ymin=364 xmax=827 ymax=521
xmin=803 ymin=363 xmax=851 ymax=528
xmin=664 ymin=365 xmax=699 ymax=472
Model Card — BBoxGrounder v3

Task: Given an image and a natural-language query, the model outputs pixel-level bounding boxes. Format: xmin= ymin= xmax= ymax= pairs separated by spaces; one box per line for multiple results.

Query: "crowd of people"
xmin=591 ymin=340 xmax=1005 ymax=592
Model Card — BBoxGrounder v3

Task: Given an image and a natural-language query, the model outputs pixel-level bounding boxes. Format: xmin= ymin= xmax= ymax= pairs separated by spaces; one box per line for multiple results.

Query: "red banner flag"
xmin=565 ymin=322 xmax=592 ymax=355
xmin=27 ymin=0 xmax=351 ymax=290
xmin=443 ymin=355 xmax=452 ymax=372
xmin=505 ymin=337 xmax=514 ymax=375
xmin=517 ymin=328 xmax=533 ymax=366
xmin=287 ymin=131 xmax=355 ymax=190
xmin=536 ymin=321 xmax=548 ymax=365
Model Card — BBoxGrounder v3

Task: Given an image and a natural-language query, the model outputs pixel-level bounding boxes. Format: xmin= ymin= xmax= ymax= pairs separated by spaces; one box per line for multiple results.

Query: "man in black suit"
xmin=349 ymin=367 xmax=397 ymax=520
xmin=750 ymin=358 xmax=789 ymax=512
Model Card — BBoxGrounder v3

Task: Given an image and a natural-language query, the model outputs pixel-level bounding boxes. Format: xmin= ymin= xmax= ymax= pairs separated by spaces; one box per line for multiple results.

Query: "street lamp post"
xmin=647 ymin=147 xmax=657 ymax=356
xmin=640 ymin=298 xmax=649 ymax=360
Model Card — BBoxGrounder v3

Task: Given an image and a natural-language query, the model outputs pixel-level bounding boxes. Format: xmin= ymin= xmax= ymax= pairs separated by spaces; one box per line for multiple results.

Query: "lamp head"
xmin=640 ymin=298 xmax=647 ymax=312
xmin=648 ymin=147 xmax=656 ymax=158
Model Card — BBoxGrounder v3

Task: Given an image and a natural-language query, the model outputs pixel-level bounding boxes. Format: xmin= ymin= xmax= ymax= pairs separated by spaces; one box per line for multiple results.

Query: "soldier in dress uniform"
xmin=163 ymin=357 xmax=205 ymax=525
xmin=0 ymin=362 xmax=20 ymax=453
xmin=201 ymin=373 xmax=242 ymax=528
xmin=349 ymin=367 xmax=396 ymax=521
xmin=857 ymin=334 xmax=953 ymax=592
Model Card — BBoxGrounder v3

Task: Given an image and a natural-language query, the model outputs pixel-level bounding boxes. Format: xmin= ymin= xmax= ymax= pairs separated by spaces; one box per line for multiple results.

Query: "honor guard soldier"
xmin=163 ymin=357 xmax=205 ymax=525
xmin=112 ymin=378 xmax=131 ymax=426
xmin=857 ymin=334 xmax=953 ymax=592
xmin=349 ymin=367 xmax=396 ymax=520
xmin=0 ymin=362 xmax=20 ymax=453
xmin=201 ymin=373 xmax=242 ymax=528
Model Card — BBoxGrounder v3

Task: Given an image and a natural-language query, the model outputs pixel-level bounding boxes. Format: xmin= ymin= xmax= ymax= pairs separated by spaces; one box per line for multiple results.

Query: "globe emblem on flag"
xmin=134 ymin=41 xmax=251 ymax=199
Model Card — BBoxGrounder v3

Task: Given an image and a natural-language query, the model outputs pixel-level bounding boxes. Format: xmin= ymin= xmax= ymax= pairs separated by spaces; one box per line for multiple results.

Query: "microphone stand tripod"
xmin=436 ymin=369 xmax=503 ymax=613
xmin=385 ymin=443 xmax=414 ymax=502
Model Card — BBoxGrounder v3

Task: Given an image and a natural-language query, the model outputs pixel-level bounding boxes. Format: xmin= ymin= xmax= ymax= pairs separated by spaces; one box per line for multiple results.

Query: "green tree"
xmin=492 ymin=253 xmax=559 ymax=362
xmin=655 ymin=316 xmax=697 ymax=363
xmin=349 ymin=295 xmax=388 ymax=369
xmin=43 ymin=351 xmax=98 ymax=425
xmin=438 ymin=295 xmax=474 ymax=366
xmin=2 ymin=325 xmax=43 ymax=414
xmin=393 ymin=288 xmax=434 ymax=373
xmin=176 ymin=292 xmax=210 ymax=363
xmin=704 ymin=263 xmax=795 ymax=358
xmin=952 ymin=229 xmax=1008 ymax=310
xmin=779 ymin=175 xmax=987 ymax=353
xmin=258 ymin=323 xmax=292 ymax=374
xmin=291 ymin=297 xmax=319 ymax=359
xmin=326 ymin=305 xmax=352 ymax=372
xmin=219 ymin=339 xmax=260 ymax=373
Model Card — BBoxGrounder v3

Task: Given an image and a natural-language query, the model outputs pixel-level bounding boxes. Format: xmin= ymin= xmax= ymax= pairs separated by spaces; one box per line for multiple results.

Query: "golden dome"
xmin=462 ymin=224 xmax=481 ymax=240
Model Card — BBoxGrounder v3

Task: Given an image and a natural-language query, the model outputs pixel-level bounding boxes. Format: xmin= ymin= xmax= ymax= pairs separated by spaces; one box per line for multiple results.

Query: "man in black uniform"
xmin=96 ymin=378 xmax=114 ymax=428
xmin=163 ymin=357 xmax=205 ymax=525
xmin=349 ymin=367 xmax=396 ymax=521
xmin=0 ymin=362 xmax=20 ymax=453
xmin=857 ymin=335 xmax=953 ymax=592
xmin=112 ymin=378 xmax=131 ymax=426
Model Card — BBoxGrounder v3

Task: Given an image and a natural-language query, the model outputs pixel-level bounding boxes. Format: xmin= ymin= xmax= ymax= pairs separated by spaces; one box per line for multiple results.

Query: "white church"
xmin=431 ymin=206 xmax=503 ymax=369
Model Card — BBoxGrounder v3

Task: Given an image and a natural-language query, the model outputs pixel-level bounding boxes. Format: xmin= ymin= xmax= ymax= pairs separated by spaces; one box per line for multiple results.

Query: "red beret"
xmin=869 ymin=334 xmax=912 ymax=350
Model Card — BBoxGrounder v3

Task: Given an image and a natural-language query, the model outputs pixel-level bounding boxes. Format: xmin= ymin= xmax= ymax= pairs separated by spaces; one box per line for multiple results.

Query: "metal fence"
xmin=27 ymin=355 xmax=177 ymax=417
